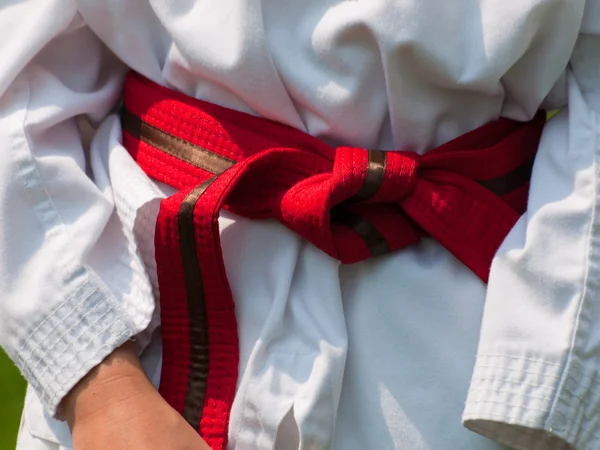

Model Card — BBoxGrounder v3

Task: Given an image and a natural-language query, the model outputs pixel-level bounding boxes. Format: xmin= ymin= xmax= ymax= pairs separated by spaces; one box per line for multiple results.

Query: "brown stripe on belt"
xmin=478 ymin=159 xmax=535 ymax=196
xmin=331 ymin=208 xmax=390 ymax=258
xmin=332 ymin=150 xmax=390 ymax=256
xmin=177 ymin=179 xmax=216 ymax=429
xmin=121 ymin=108 xmax=235 ymax=175
xmin=351 ymin=150 xmax=387 ymax=203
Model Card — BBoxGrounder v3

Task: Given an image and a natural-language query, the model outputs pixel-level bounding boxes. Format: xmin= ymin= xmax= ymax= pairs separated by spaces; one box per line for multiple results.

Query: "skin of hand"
xmin=61 ymin=342 xmax=210 ymax=450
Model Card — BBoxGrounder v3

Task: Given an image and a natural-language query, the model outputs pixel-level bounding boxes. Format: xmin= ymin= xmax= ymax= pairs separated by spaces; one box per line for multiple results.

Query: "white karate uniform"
xmin=2 ymin=0 xmax=600 ymax=448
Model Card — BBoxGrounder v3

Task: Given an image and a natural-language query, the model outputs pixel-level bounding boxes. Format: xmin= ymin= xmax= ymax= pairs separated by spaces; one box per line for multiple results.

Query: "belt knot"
xmin=332 ymin=146 xmax=420 ymax=205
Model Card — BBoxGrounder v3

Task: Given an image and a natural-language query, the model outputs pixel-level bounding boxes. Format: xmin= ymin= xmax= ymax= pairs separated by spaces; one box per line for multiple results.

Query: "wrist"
xmin=61 ymin=341 xmax=154 ymax=429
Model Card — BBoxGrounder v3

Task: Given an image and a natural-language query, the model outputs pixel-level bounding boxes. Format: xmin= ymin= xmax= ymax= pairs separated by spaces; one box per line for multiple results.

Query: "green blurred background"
xmin=0 ymin=349 xmax=25 ymax=450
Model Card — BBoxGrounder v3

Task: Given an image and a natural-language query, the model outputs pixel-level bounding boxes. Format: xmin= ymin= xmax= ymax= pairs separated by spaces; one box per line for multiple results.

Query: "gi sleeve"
xmin=463 ymin=3 xmax=600 ymax=449
xmin=0 ymin=1 xmax=156 ymax=417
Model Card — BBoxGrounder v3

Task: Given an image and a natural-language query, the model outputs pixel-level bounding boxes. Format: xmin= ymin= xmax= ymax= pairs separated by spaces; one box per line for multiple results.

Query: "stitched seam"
xmin=28 ymin=303 xmax=112 ymax=382
xmin=17 ymin=286 xmax=132 ymax=408
xmin=468 ymin=396 xmax=591 ymax=422
xmin=472 ymin=364 xmax=561 ymax=378
xmin=15 ymin=279 xmax=94 ymax=366
xmin=470 ymin=376 xmax=600 ymax=411
xmin=474 ymin=359 xmax=600 ymax=384
xmin=546 ymin=108 xmax=599 ymax=436
xmin=23 ymin=290 xmax=103 ymax=373
xmin=468 ymin=387 xmax=554 ymax=402
xmin=47 ymin=327 xmax=131 ymax=408
xmin=475 ymin=354 xmax=563 ymax=366
xmin=467 ymin=398 xmax=552 ymax=414
xmin=471 ymin=376 xmax=555 ymax=391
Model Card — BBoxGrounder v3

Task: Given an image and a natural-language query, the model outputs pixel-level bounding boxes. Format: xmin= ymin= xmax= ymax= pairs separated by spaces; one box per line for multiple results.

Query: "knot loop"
xmin=332 ymin=146 xmax=420 ymax=205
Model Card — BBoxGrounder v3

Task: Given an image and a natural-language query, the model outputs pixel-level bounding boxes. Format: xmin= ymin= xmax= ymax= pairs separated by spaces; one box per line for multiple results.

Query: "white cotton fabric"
xmin=1 ymin=0 xmax=599 ymax=448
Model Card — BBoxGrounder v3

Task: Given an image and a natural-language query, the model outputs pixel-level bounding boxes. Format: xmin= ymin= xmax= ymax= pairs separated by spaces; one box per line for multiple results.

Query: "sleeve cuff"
xmin=463 ymin=352 xmax=600 ymax=450
xmin=13 ymin=276 xmax=138 ymax=418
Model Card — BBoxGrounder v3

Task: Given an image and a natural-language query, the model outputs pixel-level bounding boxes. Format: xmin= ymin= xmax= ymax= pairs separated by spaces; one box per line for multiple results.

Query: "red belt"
xmin=121 ymin=72 xmax=545 ymax=449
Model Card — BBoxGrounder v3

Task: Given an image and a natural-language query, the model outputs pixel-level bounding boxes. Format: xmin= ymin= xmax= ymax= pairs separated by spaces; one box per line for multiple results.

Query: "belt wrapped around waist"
xmin=121 ymin=71 xmax=545 ymax=449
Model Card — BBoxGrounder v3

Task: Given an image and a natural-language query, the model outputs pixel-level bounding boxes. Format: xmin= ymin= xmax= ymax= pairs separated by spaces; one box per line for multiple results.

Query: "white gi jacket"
xmin=2 ymin=0 xmax=600 ymax=449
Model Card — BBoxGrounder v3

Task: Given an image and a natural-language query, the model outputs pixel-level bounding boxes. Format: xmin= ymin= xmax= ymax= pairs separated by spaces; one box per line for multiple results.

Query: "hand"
xmin=61 ymin=342 xmax=210 ymax=450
